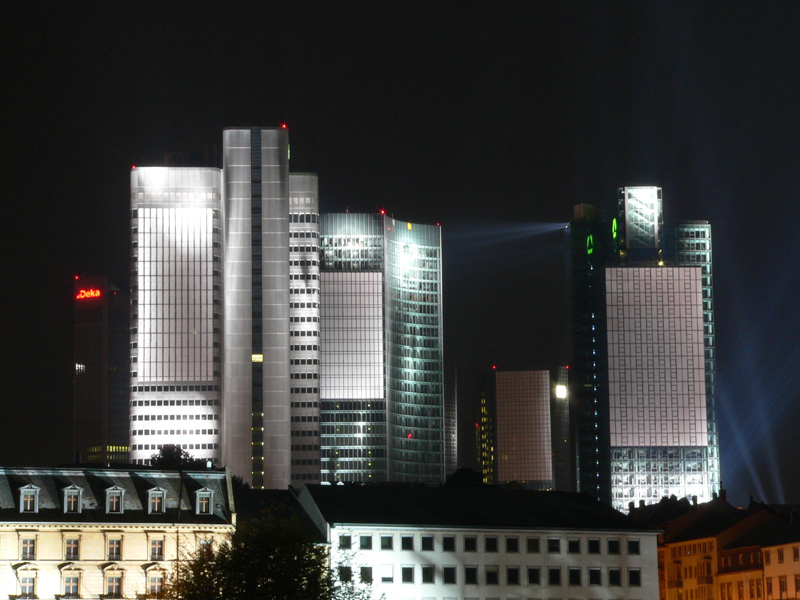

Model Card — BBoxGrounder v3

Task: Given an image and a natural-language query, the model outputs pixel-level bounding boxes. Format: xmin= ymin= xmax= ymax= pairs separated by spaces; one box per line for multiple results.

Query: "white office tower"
xmin=129 ymin=167 xmax=223 ymax=465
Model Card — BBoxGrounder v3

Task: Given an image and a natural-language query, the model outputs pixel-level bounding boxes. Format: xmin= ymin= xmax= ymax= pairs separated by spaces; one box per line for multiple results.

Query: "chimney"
xmin=692 ymin=495 xmax=698 ymax=506
xmin=640 ymin=500 xmax=646 ymax=508
xmin=720 ymin=489 xmax=727 ymax=500
xmin=713 ymin=491 xmax=718 ymax=500
xmin=629 ymin=501 xmax=635 ymax=512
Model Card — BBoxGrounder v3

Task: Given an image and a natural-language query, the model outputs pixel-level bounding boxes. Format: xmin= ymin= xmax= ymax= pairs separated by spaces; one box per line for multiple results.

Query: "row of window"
xmin=18 ymin=485 xmax=213 ymax=515
xmin=16 ymin=572 xmax=165 ymax=599
xmin=291 ymin=387 xmax=320 ymax=394
xmin=339 ymin=534 xmax=640 ymax=555
xmin=131 ymin=412 xmax=218 ymax=421
xmin=131 ymin=386 xmax=220 ymax=393
xmin=764 ymin=546 xmax=800 ymax=564
xmin=339 ymin=564 xmax=642 ymax=587
xmin=291 ymin=231 xmax=319 ymax=238
xmin=132 ymin=428 xmax=219 ymax=436
xmin=291 ymin=344 xmax=320 ymax=351
xmin=20 ymin=537 xmax=174 ymax=561
xmin=291 ymin=245 xmax=319 ymax=253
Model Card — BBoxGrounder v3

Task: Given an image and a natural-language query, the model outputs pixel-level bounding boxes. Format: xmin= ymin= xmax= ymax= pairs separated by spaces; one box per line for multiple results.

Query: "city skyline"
xmin=4 ymin=4 xmax=800 ymax=506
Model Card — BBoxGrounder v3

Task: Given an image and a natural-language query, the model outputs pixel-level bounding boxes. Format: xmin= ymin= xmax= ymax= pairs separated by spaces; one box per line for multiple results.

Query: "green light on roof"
xmin=586 ymin=234 xmax=594 ymax=255
xmin=612 ymin=217 xmax=617 ymax=239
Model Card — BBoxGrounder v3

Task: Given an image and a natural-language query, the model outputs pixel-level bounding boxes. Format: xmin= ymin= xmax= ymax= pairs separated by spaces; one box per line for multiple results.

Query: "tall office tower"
xmin=73 ymin=275 xmax=129 ymax=463
xmin=444 ymin=370 xmax=458 ymax=476
xmin=129 ymin=167 xmax=223 ymax=466
xmin=481 ymin=368 xmax=571 ymax=490
xmin=221 ymin=127 xmax=291 ymax=489
xmin=287 ymin=173 xmax=322 ymax=484
xmin=570 ymin=187 xmax=719 ymax=511
xmin=476 ymin=388 xmax=494 ymax=484
xmin=320 ymin=213 xmax=445 ymax=483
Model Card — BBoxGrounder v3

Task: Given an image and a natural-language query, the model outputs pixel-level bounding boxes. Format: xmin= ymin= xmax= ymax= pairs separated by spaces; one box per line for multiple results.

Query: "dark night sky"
xmin=4 ymin=3 xmax=799 ymax=506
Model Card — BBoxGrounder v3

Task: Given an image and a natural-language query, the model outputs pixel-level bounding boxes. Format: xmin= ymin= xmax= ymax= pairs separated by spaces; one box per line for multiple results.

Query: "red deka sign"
xmin=76 ymin=289 xmax=102 ymax=300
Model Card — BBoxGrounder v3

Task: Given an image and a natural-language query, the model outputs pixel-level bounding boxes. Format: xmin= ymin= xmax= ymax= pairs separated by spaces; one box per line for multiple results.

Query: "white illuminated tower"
xmin=129 ymin=167 xmax=223 ymax=466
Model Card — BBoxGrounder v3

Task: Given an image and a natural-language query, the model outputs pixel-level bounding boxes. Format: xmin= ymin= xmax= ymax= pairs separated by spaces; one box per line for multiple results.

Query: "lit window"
xmin=149 ymin=573 xmax=163 ymax=596
xmin=64 ymin=487 xmax=83 ymax=513
xmin=64 ymin=575 xmax=79 ymax=598
xmin=107 ymin=575 xmax=122 ymax=598
xmin=149 ymin=489 xmax=166 ymax=514
xmin=196 ymin=489 xmax=213 ymax=515
xmin=20 ymin=576 xmax=35 ymax=598
xmin=106 ymin=488 xmax=124 ymax=514
xmin=66 ymin=538 xmax=80 ymax=560
xmin=22 ymin=538 xmax=36 ymax=560
xmin=151 ymin=539 xmax=164 ymax=561
xmin=20 ymin=486 xmax=39 ymax=513
xmin=108 ymin=538 xmax=122 ymax=560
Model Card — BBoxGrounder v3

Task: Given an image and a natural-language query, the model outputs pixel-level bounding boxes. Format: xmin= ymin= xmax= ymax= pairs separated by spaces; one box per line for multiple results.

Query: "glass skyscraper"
xmin=320 ymin=213 xmax=445 ymax=483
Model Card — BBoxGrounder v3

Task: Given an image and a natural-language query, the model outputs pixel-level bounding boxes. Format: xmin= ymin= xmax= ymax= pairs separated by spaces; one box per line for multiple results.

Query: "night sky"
xmin=4 ymin=3 xmax=799 ymax=506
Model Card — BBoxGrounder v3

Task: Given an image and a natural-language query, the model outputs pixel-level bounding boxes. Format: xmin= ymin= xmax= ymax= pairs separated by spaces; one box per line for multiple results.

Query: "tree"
xmin=149 ymin=445 xmax=207 ymax=469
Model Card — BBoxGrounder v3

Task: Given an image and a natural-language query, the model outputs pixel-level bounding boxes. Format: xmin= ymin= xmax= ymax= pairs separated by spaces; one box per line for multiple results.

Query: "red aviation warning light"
xmin=76 ymin=289 xmax=102 ymax=300
xmin=380 ymin=209 xmax=386 ymax=215
xmin=407 ymin=433 xmax=413 ymax=439
xmin=281 ymin=122 xmax=287 ymax=129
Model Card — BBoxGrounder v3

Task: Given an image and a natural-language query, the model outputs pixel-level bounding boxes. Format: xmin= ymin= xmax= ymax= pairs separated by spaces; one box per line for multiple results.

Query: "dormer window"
xmin=19 ymin=485 xmax=40 ymax=513
xmin=195 ymin=488 xmax=214 ymax=515
xmin=106 ymin=487 xmax=125 ymax=514
xmin=148 ymin=488 xmax=166 ymax=514
xmin=63 ymin=486 xmax=83 ymax=513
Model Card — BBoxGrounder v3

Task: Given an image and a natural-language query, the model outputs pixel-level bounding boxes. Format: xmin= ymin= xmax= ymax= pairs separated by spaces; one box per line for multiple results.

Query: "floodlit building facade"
xmin=319 ymin=213 xmax=445 ymax=484
xmin=73 ymin=275 xmax=129 ymax=464
xmin=570 ymin=187 xmax=720 ymax=511
xmin=0 ymin=467 xmax=235 ymax=600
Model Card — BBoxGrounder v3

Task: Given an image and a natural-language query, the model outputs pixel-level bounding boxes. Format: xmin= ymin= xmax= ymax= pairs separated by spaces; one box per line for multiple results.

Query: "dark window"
xmin=628 ymin=539 xmax=641 ymax=555
xmin=401 ymin=536 xmax=413 ymax=551
xmin=422 ymin=565 xmax=434 ymax=583
xmin=507 ymin=566 xmax=520 ymax=585
xmin=588 ymin=538 xmax=601 ymax=554
xmin=485 ymin=536 xmax=498 ymax=552
xmin=360 ymin=566 xmax=372 ymax=583
xmin=609 ymin=568 xmax=622 ymax=586
xmin=629 ymin=569 xmax=642 ymax=587
xmin=339 ymin=534 xmax=351 ymax=550
xmin=359 ymin=535 xmax=372 ymax=549
xmin=464 ymin=536 xmax=477 ymax=552
xmin=548 ymin=537 xmax=561 ymax=553
xmin=339 ymin=566 xmax=352 ymax=582
xmin=443 ymin=536 xmax=455 ymax=552
xmin=528 ymin=566 xmax=541 ymax=584
xmin=465 ymin=566 xmax=478 ymax=585
xmin=381 ymin=535 xmax=393 ymax=550
xmin=506 ymin=537 xmax=519 ymax=553
xmin=443 ymin=566 xmax=456 ymax=584
xmin=401 ymin=566 xmax=413 ymax=583
xmin=608 ymin=539 xmax=621 ymax=554
xmin=589 ymin=568 xmax=602 ymax=585
xmin=486 ymin=566 xmax=499 ymax=584
xmin=527 ymin=537 xmax=540 ymax=553
xmin=569 ymin=567 xmax=582 ymax=585
xmin=421 ymin=535 xmax=434 ymax=551
xmin=568 ymin=539 xmax=581 ymax=553
xmin=549 ymin=567 xmax=562 ymax=585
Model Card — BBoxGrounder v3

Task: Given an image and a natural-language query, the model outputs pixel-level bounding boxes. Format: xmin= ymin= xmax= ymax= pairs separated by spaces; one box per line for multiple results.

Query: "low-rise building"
xmin=297 ymin=483 xmax=659 ymax=600
xmin=0 ymin=466 xmax=235 ymax=599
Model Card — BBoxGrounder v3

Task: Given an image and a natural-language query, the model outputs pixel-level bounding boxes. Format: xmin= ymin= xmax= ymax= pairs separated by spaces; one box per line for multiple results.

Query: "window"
xmin=628 ymin=539 xmax=640 ymax=555
xmin=196 ymin=490 xmax=212 ymax=515
xmin=465 ymin=566 xmax=478 ymax=585
xmin=777 ymin=548 xmax=784 ymax=564
xmin=793 ymin=546 xmax=799 ymax=561
xmin=107 ymin=575 xmax=122 ymax=598
xmin=528 ymin=567 xmax=541 ymax=585
xmin=401 ymin=535 xmax=414 ymax=551
xmin=422 ymin=565 xmax=434 ymax=583
xmin=149 ymin=489 xmax=165 ymax=514
xmin=20 ymin=486 xmax=39 ymax=513
xmin=609 ymin=568 xmax=622 ymax=586
xmin=421 ymin=535 xmax=434 ymax=551
xmin=149 ymin=573 xmax=164 ymax=596
xmin=108 ymin=538 xmax=122 ymax=560
xmin=569 ymin=567 xmax=581 ymax=585
xmin=339 ymin=566 xmax=352 ymax=582
xmin=381 ymin=565 xmax=393 ymax=583
xmin=778 ymin=577 xmax=787 ymax=594
xmin=401 ymin=566 xmax=414 ymax=583
xmin=64 ymin=575 xmax=79 ymax=598
xmin=359 ymin=535 xmax=372 ymax=550
xmin=464 ymin=535 xmax=477 ymax=552
xmin=485 ymin=536 xmax=498 ymax=552
xmin=568 ymin=539 xmax=580 ymax=553
xmin=106 ymin=489 xmax=123 ymax=514
xmin=506 ymin=537 xmax=519 ymax=553
xmin=507 ymin=566 xmax=520 ymax=585
xmin=339 ymin=534 xmax=351 ymax=550
xmin=548 ymin=537 xmax=561 ymax=553
xmin=150 ymin=539 xmax=164 ymax=561
xmin=766 ymin=578 xmax=772 ymax=596
xmin=589 ymin=568 xmax=601 ymax=585
xmin=486 ymin=565 xmax=499 ymax=584
xmin=66 ymin=538 xmax=80 ymax=560
xmin=549 ymin=567 xmax=562 ymax=585
xmin=64 ymin=487 xmax=82 ymax=513
xmin=20 ymin=536 xmax=36 ymax=560
xmin=765 ymin=550 xmax=771 ymax=565
xmin=608 ymin=538 xmax=621 ymax=554
xmin=588 ymin=538 xmax=600 ymax=554
xmin=20 ymin=576 xmax=35 ymax=598
xmin=443 ymin=535 xmax=455 ymax=551
xmin=629 ymin=569 xmax=642 ymax=587
xmin=443 ymin=566 xmax=456 ymax=584
xmin=527 ymin=537 xmax=540 ymax=553
xmin=358 ymin=566 xmax=371 ymax=583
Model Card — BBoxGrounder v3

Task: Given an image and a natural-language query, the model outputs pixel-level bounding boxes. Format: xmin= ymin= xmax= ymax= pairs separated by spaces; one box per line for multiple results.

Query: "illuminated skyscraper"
xmin=73 ymin=275 xmax=129 ymax=464
xmin=570 ymin=187 xmax=720 ymax=512
xmin=319 ymin=213 xmax=445 ymax=483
